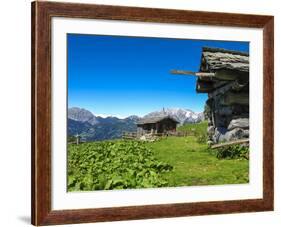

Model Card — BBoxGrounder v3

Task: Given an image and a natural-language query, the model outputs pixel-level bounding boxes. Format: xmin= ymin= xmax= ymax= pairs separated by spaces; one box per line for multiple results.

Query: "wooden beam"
xmin=231 ymin=81 xmax=249 ymax=91
xmin=208 ymin=81 xmax=249 ymax=97
xmin=170 ymin=70 xmax=215 ymax=78
xmin=209 ymin=81 xmax=236 ymax=98
xmin=171 ymin=69 xmax=249 ymax=82
xmin=196 ymin=81 xmax=214 ymax=93
xmin=196 ymin=80 xmax=231 ymax=93
xmin=215 ymin=69 xmax=249 ymax=81
xmin=211 ymin=138 xmax=249 ymax=149
xmin=222 ymin=92 xmax=249 ymax=106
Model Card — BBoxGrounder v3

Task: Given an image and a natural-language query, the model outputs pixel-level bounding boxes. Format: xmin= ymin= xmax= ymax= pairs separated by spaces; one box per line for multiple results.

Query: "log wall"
xmin=205 ymin=76 xmax=249 ymax=143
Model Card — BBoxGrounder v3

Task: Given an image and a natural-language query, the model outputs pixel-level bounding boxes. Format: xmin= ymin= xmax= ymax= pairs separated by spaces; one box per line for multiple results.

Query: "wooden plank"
xmin=196 ymin=81 xmax=214 ymax=92
xmin=170 ymin=70 xmax=215 ymax=78
xmin=232 ymin=81 xmax=249 ymax=91
xmin=209 ymin=81 xmax=236 ymax=98
xmin=222 ymin=92 xmax=249 ymax=105
xmin=209 ymin=81 xmax=249 ymax=98
xmin=170 ymin=70 xmax=249 ymax=83
xmin=211 ymin=138 xmax=249 ymax=149
xmin=215 ymin=69 xmax=248 ymax=81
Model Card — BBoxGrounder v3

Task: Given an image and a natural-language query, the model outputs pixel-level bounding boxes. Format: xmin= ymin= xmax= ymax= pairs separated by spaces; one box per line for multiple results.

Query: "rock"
xmin=139 ymin=135 xmax=147 ymax=141
xmin=219 ymin=128 xmax=249 ymax=142
xmin=139 ymin=134 xmax=158 ymax=142
xmin=228 ymin=118 xmax=249 ymax=130
xmin=203 ymin=49 xmax=249 ymax=73
xmin=207 ymin=140 xmax=213 ymax=146
xmin=212 ymin=127 xmax=228 ymax=143
xmin=207 ymin=126 xmax=215 ymax=136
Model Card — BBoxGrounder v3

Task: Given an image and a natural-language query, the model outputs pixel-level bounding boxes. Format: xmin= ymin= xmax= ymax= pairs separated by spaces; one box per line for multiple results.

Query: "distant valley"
xmin=68 ymin=107 xmax=204 ymax=141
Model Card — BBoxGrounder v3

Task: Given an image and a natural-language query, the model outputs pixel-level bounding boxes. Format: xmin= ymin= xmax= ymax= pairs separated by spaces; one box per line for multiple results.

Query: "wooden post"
xmin=75 ymin=134 xmax=81 ymax=145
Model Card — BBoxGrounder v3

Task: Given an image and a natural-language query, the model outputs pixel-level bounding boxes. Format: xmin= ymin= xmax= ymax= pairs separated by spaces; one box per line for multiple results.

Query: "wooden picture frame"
xmin=31 ymin=1 xmax=274 ymax=226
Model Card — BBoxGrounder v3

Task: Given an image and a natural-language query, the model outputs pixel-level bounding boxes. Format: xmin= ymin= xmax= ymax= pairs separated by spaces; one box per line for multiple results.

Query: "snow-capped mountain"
xmin=68 ymin=107 xmax=99 ymax=125
xmin=67 ymin=107 xmax=141 ymax=141
xmin=143 ymin=108 xmax=204 ymax=125
xmin=67 ymin=107 xmax=203 ymax=141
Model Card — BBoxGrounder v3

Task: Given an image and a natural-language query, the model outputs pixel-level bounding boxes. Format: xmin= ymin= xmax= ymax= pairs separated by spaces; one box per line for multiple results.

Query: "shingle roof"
xmin=137 ymin=115 xmax=179 ymax=125
xmin=201 ymin=47 xmax=249 ymax=72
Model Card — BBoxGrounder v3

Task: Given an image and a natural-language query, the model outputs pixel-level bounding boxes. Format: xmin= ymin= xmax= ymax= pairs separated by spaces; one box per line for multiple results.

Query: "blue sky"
xmin=68 ymin=34 xmax=249 ymax=118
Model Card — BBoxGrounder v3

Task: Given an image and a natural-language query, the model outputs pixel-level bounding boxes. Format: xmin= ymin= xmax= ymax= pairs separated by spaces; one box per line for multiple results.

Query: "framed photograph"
xmin=31 ymin=1 xmax=274 ymax=226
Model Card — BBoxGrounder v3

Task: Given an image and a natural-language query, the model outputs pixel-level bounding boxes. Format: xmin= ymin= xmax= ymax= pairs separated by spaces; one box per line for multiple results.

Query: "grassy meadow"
xmin=147 ymin=136 xmax=248 ymax=187
xmin=67 ymin=121 xmax=249 ymax=191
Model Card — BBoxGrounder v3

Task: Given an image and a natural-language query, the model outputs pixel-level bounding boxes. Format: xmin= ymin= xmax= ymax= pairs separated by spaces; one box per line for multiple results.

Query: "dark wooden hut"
xmin=172 ymin=47 xmax=249 ymax=143
xmin=137 ymin=116 xmax=179 ymax=135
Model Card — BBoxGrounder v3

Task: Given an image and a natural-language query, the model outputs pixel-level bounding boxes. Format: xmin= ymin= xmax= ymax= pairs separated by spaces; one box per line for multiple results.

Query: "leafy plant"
xmin=67 ymin=140 xmax=173 ymax=191
xmin=214 ymin=144 xmax=249 ymax=160
xmin=194 ymin=132 xmax=208 ymax=144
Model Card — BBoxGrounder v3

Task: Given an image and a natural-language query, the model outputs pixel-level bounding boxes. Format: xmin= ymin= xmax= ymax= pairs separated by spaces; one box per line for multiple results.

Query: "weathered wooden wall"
xmin=205 ymin=73 xmax=249 ymax=143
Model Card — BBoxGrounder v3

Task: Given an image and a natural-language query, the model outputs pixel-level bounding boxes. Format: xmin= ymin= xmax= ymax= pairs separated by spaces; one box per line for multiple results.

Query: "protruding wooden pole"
xmin=170 ymin=70 xmax=215 ymax=77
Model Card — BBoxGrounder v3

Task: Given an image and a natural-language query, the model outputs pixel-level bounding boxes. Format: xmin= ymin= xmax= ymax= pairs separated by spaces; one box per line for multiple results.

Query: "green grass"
xmin=177 ymin=121 xmax=209 ymax=143
xmin=68 ymin=121 xmax=249 ymax=190
xmin=177 ymin=121 xmax=208 ymax=135
xmin=146 ymin=136 xmax=249 ymax=186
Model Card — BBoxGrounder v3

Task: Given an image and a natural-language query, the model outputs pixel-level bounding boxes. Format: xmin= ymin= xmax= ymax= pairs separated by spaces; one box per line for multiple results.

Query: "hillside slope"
xmin=146 ymin=136 xmax=249 ymax=186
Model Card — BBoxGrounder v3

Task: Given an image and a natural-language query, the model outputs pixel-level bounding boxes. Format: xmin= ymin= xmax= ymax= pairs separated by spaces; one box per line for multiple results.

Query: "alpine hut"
xmin=137 ymin=116 xmax=179 ymax=135
xmin=171 ymin=47 xmax=249 ymax=143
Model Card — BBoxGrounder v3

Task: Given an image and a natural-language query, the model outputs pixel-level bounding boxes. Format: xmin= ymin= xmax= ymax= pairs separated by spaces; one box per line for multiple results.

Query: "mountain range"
xmin=143 ymin=108 xmax=204 ymax=125
xmin=68 ymin=107 xmax=203 ymax=141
